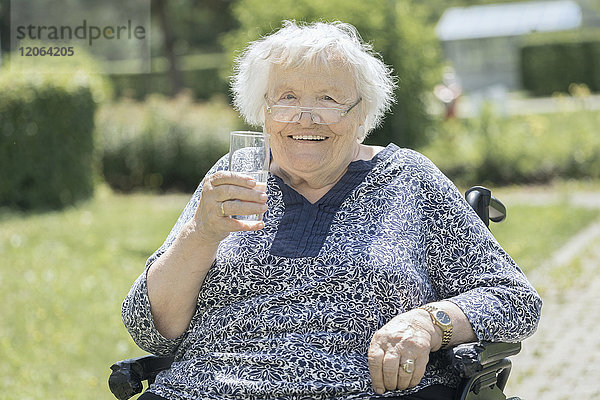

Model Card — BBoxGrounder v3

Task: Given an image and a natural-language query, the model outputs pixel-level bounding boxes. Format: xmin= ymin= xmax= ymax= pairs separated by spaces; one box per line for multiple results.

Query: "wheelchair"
xmin=109 ymin=186 xmax=523 ymax=400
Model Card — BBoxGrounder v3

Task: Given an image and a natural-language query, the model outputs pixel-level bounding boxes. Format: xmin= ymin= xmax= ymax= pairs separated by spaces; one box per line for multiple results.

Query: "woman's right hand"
xmin=192 ymin=171 xmax=268 ymax=243
xmin=146 ymin=170 xmax=268 ymax=339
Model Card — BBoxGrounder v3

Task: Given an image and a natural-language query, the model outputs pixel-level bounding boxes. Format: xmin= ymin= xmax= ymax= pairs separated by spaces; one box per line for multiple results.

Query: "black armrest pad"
xmin=446 ymin=342 xmax=521 ymax=378
xmin=109 ymin=355 xmax=174 ymax=400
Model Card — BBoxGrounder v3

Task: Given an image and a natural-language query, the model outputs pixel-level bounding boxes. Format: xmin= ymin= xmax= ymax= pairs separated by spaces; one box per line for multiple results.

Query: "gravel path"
xmin=500 ymin=190 xmax=600 ymax=399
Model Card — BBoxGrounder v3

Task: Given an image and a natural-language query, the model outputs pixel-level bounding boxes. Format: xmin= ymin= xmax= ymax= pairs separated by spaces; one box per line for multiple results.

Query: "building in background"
xmin=435 ymin=0 xmax=583 ymax=96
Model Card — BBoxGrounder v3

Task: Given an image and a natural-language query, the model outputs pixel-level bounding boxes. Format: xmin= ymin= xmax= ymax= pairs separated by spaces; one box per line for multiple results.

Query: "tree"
xmin=222 ymin=0 xmax=442 ymax=148
xmin=153 ymin=0 xmax=183 ymax=95
xmin=151 ymin=0 xmax=238 ymax=95
xmin=0 ymin=0 xmax=9 ymax=54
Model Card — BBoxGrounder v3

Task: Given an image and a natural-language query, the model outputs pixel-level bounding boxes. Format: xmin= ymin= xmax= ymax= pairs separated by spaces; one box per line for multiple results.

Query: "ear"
xmin=357 ymin=125 xmax=365 ymax=141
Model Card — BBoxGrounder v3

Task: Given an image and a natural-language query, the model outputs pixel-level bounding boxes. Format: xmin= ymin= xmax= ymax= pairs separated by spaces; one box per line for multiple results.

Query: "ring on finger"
xmin=220 ymin=201 xmax=227 ymax=217
xmin=402 ymin=359 xmax=415 ymax=374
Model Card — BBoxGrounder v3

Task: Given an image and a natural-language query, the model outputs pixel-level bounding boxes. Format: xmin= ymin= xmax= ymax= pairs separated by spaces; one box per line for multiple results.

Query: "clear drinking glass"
xmin=228 ymin=131 xmax=270 ymax=221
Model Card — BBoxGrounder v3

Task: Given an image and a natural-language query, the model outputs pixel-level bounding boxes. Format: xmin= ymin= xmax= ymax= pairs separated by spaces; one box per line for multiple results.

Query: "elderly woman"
xmin=122 ymin=21 xmax=541 ymax=400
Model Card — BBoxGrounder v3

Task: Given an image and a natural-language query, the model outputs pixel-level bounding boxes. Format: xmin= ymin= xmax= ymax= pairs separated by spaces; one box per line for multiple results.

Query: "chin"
xmin=289 ymin=157 xmax=326 ymax=172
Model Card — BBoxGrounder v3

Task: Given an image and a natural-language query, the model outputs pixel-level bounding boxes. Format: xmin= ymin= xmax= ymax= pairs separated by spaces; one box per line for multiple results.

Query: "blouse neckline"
xmin=268 ymin=143 xmax=398 ymax=258
xmin=272 ymin=143 xmax=398 ymax=207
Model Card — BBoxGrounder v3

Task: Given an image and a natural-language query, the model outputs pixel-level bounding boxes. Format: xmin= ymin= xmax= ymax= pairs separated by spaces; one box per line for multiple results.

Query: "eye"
xmin=275 ymin=93 xmax=297 ymax=105
xmin=280 ymin=93 xmax=297 ymax=101
xmin=320 ymin=95 xmax=340 ymax=105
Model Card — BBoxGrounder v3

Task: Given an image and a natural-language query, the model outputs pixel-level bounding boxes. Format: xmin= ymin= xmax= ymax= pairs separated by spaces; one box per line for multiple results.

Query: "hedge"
xmin=520 ymin=29 xmax=600 ymax=96
xmin=97 ymin=94 xmax=245 ymax=192
xmin=0 ymin=64 xmax=108 ymax=210
xmin=420 ymin=106 xmax=600 ymax=187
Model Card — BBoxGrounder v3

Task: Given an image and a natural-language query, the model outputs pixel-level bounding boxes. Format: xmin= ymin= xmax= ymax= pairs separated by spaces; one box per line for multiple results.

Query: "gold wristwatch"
xmin=419 ymin=305 xmax=453 ymax=349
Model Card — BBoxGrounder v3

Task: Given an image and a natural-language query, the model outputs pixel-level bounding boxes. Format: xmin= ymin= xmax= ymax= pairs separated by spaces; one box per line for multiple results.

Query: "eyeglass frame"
xmin=264 ymin=96 xmax=362 ymax=125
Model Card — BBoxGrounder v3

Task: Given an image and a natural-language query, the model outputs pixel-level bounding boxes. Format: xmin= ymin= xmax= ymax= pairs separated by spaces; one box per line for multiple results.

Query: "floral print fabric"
xmin=122 ymin=144 xmax=541 ymax=400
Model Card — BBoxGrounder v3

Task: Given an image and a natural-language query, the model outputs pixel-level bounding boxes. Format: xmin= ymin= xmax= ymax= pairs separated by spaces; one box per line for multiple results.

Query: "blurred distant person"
xmin=434 ymin=67 xmax=462 ymax=119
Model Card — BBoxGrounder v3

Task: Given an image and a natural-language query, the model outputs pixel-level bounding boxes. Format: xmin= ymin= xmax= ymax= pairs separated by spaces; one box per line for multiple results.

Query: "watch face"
xmin=435 ymin=310 xmax=451 ymax=326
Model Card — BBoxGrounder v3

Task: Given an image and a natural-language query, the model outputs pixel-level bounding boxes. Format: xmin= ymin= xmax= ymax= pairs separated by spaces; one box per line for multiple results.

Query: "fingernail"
xmin=259 ymin=193 xmax=268 ymax=201
xmin=247 ymin=179 xmax=256 ymax=186
xmin=375 ymin=387 xmax=384 ymax=394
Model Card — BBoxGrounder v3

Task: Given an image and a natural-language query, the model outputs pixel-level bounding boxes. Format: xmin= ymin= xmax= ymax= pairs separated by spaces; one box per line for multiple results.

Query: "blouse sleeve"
xmin=415 ymin=152 xmax=542 ymax=343
xmin=121 ymin=155 xmax=228 ymax=356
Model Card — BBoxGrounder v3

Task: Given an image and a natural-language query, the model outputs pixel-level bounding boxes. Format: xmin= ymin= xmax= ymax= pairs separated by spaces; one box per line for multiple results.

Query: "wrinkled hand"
xmin=192 ymin=171 xmax=268 ymax=243
xmin=368 ymin=309 xmax=439 ymax=394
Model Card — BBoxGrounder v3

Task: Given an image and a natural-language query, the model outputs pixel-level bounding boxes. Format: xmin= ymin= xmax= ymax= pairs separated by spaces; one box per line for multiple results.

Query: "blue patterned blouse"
xmin=122 ymin=144 xmax=541 ymax=400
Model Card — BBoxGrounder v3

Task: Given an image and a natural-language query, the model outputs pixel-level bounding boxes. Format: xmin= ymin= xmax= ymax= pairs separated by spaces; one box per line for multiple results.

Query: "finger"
xmin=221 ymin=199 xmax=268 ymax=218
xmin=209 ymin=171 xmax=260 ymax=189
xmin=213 ymin=208 xmax=266 ymax=231
xmin=229 ymin=218 xmax=266 ymax=232
xmin=368 ymin=343 xmax=386 ymax=394
xmin=409 ymin=354 xmax=429 ymax=388
xmin=382 ymin=351 xmax=400 ymax=390
xmin=396 ymin=356 xmax=415 ymax=390
xmin=213 ymin=184 xmax=268 ymax=205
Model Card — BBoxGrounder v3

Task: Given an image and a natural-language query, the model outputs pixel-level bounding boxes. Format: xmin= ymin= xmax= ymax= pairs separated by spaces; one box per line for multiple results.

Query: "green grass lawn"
xmin=0 ymin=186 xmax=190 ymax=399
xmin=1 ymin=184 xmax=598 ymax=399
xmin=491 ymin=200 xmax=598 ymax=274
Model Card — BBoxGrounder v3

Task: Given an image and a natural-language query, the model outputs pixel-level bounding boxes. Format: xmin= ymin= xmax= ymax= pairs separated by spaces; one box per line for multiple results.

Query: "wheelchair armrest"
xmin=109 ymin=355 xmax=174 ymax=400
xmin=446 ymin=341 xmax=521 ymax=378
xmin=465 ymin=186 xmax=506 ymax=227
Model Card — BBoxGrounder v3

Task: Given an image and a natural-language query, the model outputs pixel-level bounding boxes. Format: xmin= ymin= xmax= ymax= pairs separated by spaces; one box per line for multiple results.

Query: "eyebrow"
xmin=269 ymin=86 xmax=351 ymax=102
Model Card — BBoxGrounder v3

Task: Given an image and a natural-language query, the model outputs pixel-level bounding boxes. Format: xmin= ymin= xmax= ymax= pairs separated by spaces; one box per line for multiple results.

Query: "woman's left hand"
xmin=368 ymin=309 xmax=439 ymax=394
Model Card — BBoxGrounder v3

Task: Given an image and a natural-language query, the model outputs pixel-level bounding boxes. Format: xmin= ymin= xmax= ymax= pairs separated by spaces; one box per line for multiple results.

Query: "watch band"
xmin=419 ymin=305 xmax=453 ymax=349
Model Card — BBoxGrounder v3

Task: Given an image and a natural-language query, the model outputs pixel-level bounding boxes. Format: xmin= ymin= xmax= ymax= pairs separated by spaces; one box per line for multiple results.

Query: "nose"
xmin=298 ymin=110 xmax=314 ymax=127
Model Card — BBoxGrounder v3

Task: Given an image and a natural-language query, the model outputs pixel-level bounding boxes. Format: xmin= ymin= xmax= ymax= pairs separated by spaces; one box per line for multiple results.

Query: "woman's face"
xmin=265 ymin=63 xmax=363 ymax=185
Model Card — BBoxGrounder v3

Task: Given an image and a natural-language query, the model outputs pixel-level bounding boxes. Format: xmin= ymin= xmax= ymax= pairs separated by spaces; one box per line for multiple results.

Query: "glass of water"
xmin=228 ymin=131 xmax=270 ymax=221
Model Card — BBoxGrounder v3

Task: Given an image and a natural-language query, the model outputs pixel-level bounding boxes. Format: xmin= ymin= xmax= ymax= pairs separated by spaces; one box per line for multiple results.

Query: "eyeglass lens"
xmin=270 ymin=106 xmax=341 ymax=124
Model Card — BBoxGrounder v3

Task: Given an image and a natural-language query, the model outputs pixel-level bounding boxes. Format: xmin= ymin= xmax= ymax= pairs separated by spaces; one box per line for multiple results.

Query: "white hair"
xmin=231 ymin=20 xmax=397 ymax=140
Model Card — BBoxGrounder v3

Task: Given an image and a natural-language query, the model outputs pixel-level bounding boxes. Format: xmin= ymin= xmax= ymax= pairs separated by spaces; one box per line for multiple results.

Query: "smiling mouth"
xmin=289 ymin=135 xmax=328 ymax=141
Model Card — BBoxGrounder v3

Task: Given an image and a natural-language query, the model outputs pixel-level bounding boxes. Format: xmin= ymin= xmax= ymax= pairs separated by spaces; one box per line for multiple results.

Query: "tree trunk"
xmin=154 ymin=0 xmax=183 ymax=95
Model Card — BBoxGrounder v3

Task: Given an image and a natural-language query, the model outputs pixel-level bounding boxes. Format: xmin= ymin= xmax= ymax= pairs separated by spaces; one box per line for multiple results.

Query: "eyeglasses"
xmin=265 ymin=97 xmax=362 ymax=125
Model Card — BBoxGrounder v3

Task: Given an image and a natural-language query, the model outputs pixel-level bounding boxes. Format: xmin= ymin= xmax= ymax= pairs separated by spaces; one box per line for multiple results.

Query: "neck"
xmin=271 ymin=162 xmax=344 ymax=198
xmin=271 ymin=144 xmax=363 ymax=203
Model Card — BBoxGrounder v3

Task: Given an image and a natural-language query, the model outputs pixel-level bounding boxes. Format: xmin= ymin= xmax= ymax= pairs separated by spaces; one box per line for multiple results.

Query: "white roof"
xmin=436 ymin=0 xmax=582 ymax=41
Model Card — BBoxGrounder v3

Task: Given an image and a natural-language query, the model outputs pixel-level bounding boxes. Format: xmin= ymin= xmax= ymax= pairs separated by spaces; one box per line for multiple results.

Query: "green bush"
xmin=421 ymin=107 xmax=600 ymax=186
xmin=97 ymin=94 xmax=244 ymax=192
xmin=0 ymin=65 xmax=107 ymax=210
xmin=109 ymin=67 xmax=227 ymax=100
xmin=520 ymin=29 xmax=600 ymax=96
